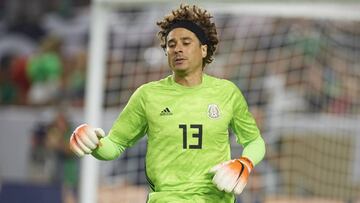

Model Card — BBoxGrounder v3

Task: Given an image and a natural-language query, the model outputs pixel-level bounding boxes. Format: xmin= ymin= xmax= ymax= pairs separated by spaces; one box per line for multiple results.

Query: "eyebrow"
xmin=167 ymin=37 xmax=193 ymax=43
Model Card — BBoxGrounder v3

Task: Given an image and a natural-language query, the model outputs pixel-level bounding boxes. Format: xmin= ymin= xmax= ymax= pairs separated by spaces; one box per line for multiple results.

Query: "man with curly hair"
xmin=70 ymin=4 xmax=265 ymax=203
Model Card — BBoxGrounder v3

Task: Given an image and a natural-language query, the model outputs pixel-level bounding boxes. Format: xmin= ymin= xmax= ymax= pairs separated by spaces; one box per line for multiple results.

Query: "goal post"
xmin=82 ymin=0 xmax=360 ymax=202
xmin=80 ymin=1 xmax=110 ymax=203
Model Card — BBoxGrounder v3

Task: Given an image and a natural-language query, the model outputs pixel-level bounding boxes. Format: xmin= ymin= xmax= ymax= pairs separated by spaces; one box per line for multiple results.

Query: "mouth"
xmin=174 ymin=58 xmax=186 ymax=65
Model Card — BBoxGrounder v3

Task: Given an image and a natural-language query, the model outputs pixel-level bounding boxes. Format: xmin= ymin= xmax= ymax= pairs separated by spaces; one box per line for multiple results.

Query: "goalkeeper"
xmin=70 ymin=4 xmax=265 ymax=203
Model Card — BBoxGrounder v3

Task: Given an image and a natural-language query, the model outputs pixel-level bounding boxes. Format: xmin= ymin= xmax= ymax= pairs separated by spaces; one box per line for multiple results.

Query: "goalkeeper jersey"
xmin=101 ymin=74 xmax=263 ymax=203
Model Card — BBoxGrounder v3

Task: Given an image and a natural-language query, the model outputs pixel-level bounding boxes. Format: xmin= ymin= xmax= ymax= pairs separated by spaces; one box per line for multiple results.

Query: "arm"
xmin=69 ymin=124 xmax=134 ymax=160
xmin=242 ymin=135 xmax=265 ymax=166
xmin=70 ymin=85 xmax=148 ymax=160
xmin=91 ymin=136 xmax=126 ymax=160
xmin=230 ymin=86 xmax=265 ymax=166
xmin=210 ymin=83 xmax=265 ymax=194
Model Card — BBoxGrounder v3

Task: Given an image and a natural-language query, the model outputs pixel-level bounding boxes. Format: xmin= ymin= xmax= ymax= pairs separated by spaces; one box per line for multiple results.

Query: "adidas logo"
xmin=160 ymin=107 xmax=173 ymax=116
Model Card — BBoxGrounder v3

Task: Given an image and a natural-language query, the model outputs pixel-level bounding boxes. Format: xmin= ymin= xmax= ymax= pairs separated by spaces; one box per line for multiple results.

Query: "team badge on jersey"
xmin=208 ymin=104 xmax=220 ymax=119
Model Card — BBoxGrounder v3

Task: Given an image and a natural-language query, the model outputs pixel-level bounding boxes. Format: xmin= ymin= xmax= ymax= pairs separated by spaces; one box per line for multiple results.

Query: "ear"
xmin=201 ymin=44 xmax=207 ymax=58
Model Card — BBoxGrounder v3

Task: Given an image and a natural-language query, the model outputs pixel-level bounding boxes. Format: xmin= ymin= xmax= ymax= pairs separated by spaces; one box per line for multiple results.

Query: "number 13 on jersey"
xmin=179 ymin=124 xmax=203 ymax=149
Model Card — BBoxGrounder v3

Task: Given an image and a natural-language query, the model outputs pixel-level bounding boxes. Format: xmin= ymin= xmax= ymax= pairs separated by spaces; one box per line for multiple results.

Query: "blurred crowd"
xmin=1 ymin=0 xmax=358 ymax=115
xmin=29 ymin=110 xmax=78 ymax=202
xmin=0 ymin=1 xmax=90 ymax=202
xmin=0 ymin=36 xmax=86 ymax=106
xmin=0 ymin=0 xmax=89 ymax=107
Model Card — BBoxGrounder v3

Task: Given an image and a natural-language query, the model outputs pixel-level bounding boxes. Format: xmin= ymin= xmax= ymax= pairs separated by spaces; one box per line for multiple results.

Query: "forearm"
xmin=242 ymin=135 xmax=265 ymax=166
xmin=91 ymin=136 xmax=126 ymax=160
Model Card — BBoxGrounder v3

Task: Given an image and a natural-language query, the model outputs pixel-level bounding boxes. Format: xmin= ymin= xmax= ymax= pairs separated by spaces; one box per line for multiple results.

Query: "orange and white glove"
xmin=209 ymin=157 xmax=254 ymax=194
xmin=69 ymin=124 xmax=105 ymax=157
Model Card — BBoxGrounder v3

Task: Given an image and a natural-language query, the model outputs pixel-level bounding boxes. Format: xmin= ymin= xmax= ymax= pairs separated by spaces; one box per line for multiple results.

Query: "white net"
xmin=97 ymin=2 xmax=360 ymax=203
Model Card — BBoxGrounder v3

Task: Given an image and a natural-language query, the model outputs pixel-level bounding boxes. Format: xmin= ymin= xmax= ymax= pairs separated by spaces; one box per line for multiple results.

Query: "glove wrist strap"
xmin=238 ymin=156 xmax=254 ymax=170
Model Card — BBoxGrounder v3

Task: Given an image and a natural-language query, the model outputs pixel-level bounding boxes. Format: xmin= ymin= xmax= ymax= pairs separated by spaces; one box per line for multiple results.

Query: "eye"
xmin=183 ymin=41 xmax=191 ymax=46
xmin=167 ymin=41 xmax=175 ymax=48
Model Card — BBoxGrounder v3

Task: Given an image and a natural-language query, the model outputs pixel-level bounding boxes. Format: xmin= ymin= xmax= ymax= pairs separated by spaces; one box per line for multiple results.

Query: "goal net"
xmin=88 ymin=1 xmax=360 ymax=202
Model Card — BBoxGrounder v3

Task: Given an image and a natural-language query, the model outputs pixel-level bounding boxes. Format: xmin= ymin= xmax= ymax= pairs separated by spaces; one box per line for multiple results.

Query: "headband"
xmin=166 ymin=20 xmax=208 ymax=45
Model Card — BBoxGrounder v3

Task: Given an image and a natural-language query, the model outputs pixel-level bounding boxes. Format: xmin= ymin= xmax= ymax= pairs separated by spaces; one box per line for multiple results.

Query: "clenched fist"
xmin=69 ymin=124 xmax=105 ymax=157
xmin=209 ymin=157 xmax=253 ymax=195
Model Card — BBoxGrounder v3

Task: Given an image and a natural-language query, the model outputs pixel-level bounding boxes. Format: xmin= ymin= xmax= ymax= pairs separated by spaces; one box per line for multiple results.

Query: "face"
xmin=166 ymin=28 xmax=207 ymax=74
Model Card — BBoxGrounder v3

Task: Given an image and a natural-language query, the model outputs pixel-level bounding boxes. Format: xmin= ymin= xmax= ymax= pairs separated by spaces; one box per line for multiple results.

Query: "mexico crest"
xmin=208 ymin=104 xmax=220 ymax=119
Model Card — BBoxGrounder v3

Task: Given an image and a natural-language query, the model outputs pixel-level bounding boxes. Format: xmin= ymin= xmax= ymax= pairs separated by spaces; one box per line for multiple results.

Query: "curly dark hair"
xmin=156 ymin=4 xmax=219 ymax=67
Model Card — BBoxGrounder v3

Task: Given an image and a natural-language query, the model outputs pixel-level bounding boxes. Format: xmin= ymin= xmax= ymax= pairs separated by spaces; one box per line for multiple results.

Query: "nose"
xmin=174 ymin=44 xmax=183 ymax=54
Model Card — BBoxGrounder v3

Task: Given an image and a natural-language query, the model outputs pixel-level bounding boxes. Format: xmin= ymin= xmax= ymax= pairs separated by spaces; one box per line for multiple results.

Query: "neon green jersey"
xmin=94 ymin=74 xmax=265 ymax=203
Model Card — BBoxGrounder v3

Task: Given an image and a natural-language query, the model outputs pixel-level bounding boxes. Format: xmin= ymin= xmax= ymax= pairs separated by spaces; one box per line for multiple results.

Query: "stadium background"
xmin=0 ymin=0 xmax=359 ymax=202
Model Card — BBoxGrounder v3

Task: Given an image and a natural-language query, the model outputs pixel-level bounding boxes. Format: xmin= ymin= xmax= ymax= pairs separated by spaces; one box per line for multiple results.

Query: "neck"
xmin=173 ymin=70 xmax=203 ymax=87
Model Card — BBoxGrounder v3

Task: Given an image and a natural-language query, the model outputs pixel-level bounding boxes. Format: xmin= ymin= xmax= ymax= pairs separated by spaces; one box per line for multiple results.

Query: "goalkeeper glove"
xmin=209 ymin=157 xmax=253 ymax=194
xmin=69 ymin=124 xmax=105 ymax=157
